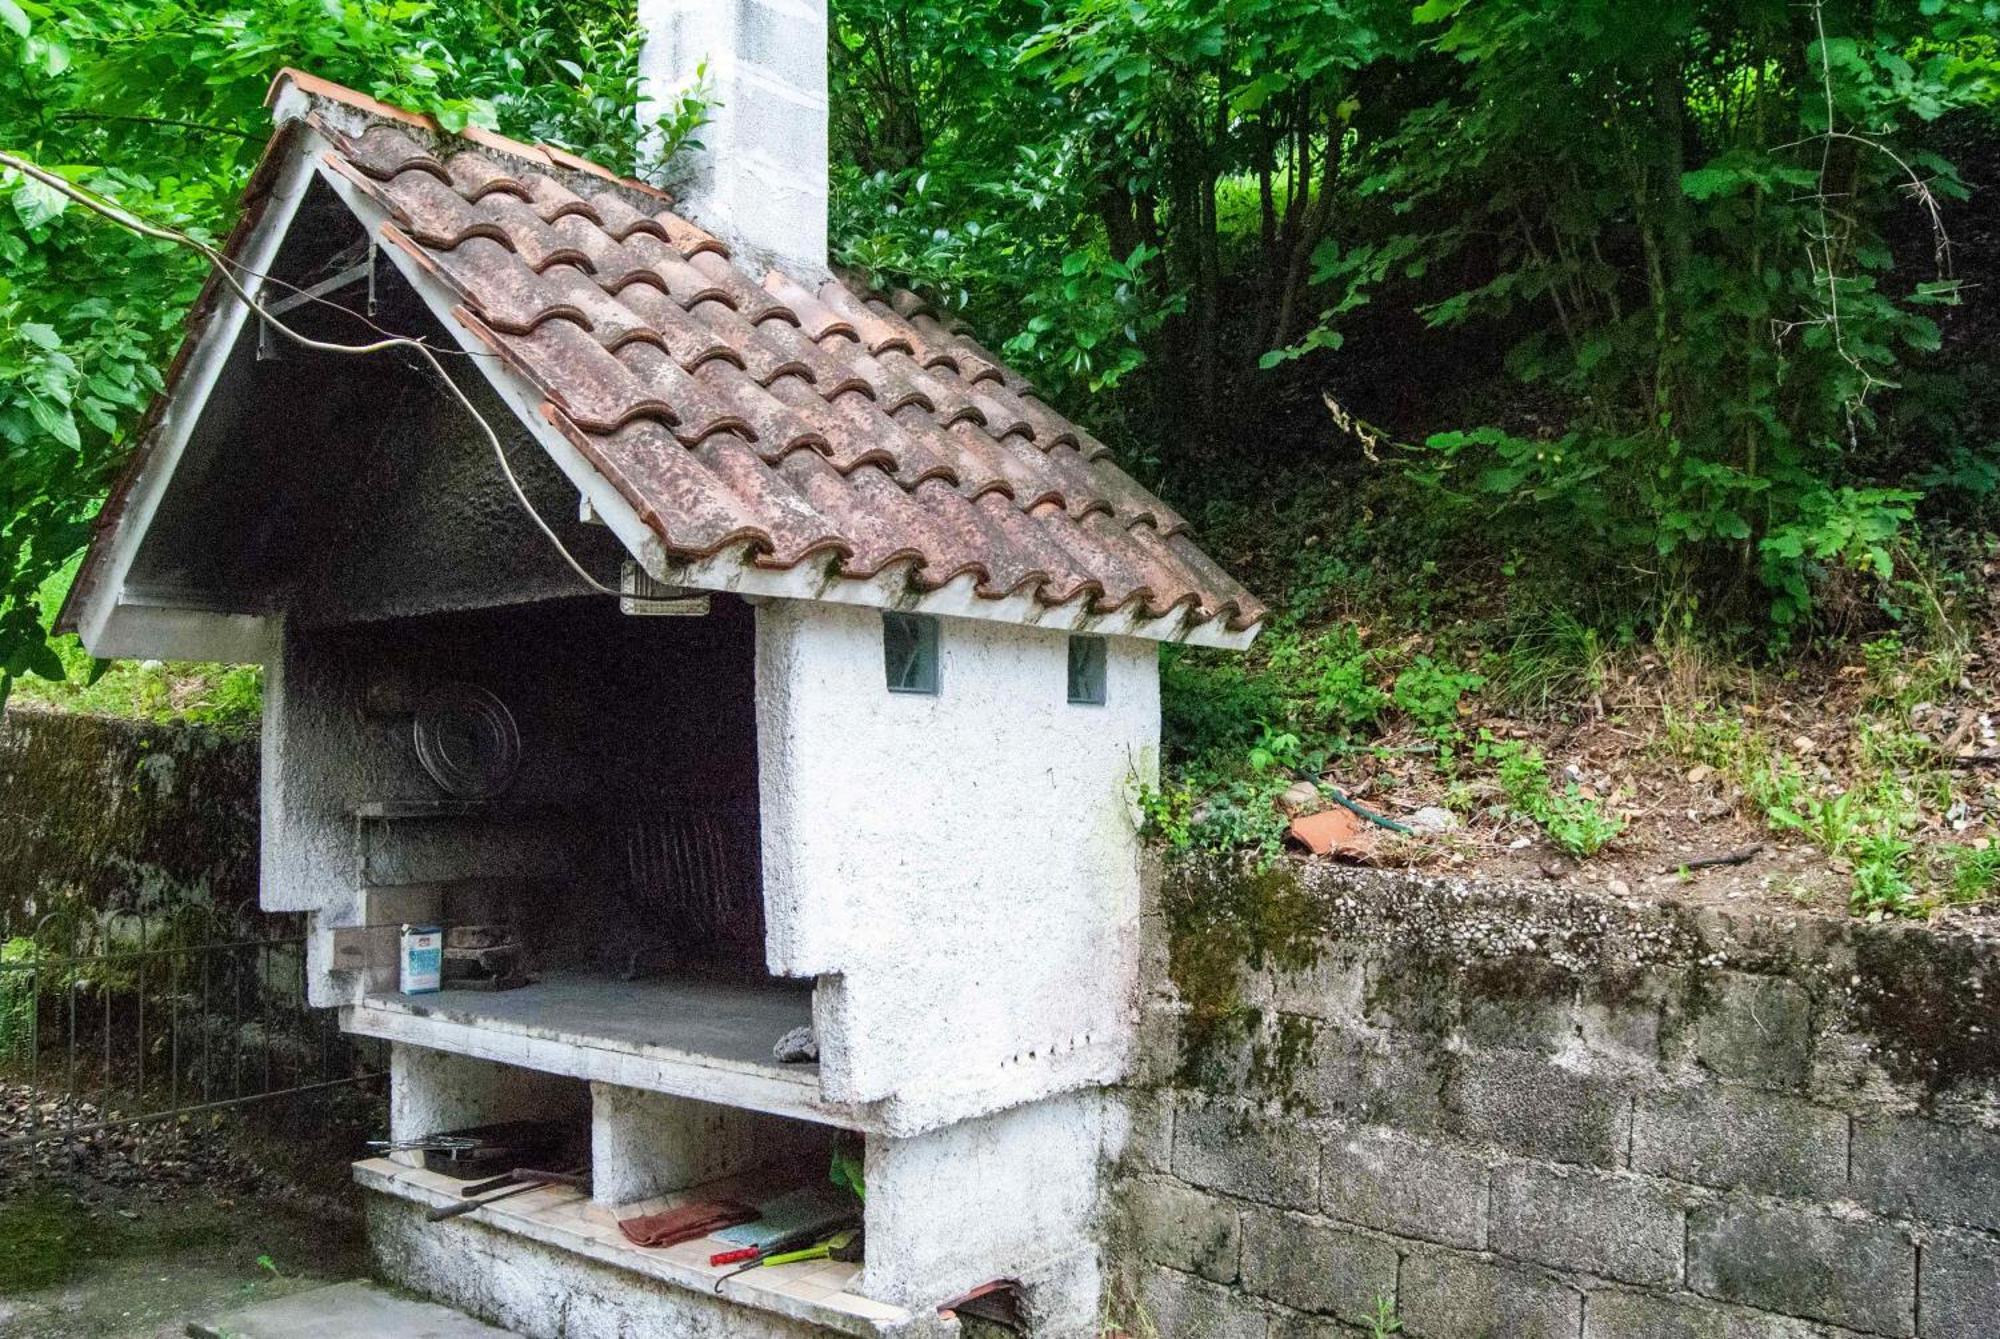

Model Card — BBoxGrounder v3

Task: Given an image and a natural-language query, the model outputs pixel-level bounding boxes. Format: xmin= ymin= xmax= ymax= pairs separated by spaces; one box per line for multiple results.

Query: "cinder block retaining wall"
xmin=1111 ymin=864 xmax=2000 ymax=1339
xmin=0 ymin=706 xmax=258 ymax=927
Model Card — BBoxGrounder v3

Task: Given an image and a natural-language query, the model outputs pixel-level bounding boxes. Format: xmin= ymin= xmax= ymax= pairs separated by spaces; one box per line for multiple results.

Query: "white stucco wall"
xmin=862 ymin=1090 xmax=1105 ymax=1331
xmin=589 ymin=1084 xmax=823 ymax=1207
xmin=386 ymin=1043 xmax=589 ymax=1152
xmin=263 ymin=620 xmax=576 ymax=1007
xmin=755 ymin=601 xmax=1159 ymax=1134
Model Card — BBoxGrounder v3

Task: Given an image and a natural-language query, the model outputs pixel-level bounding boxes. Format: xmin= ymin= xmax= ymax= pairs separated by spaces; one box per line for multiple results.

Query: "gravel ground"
xmin=0 ymin=1079 xmax=378 ymax=1338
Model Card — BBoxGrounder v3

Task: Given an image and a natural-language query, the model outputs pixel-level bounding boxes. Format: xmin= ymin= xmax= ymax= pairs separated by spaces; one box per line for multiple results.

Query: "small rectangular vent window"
xmin=883 ymin=613 xmax=940 ymax=694
xmin=1068 ymin=635 xmax=1108 ymax=705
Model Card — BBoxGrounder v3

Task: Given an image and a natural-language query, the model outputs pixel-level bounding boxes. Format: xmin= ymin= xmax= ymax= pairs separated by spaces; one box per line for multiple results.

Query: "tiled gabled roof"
xmin=70 ymin=71 xmax=1266 ymax=645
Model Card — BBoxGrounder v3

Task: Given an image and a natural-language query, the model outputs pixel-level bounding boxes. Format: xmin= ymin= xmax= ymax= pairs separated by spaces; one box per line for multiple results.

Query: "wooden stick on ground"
xmin=1662 ymin=843 xmax=1765 ymax=874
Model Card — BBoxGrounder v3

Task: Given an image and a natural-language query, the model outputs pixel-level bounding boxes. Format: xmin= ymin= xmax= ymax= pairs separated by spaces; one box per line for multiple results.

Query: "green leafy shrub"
xmin=1540 ymin=787 xmax=1626 ymax=859
xmin=0 ymin=937 xmax=35 ymax=1066
xmin=1160 ymin=645 xmax=1286 ymax=762
xmin=1391 ymin=656 xmax=1483 ymax=732
xmin=1948 ymin=845 xmax=2000 ymax=904
xmin=1294 ymin=626 xmax=1389 ymax=733
xmin=1477 ymin=733 xmax=1624 ymax=858
xmin=1270 ymin=1 xmax=1991 ymax=632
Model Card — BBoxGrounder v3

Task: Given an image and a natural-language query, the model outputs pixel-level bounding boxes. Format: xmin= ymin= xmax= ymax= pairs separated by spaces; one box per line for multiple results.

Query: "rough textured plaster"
xmin=387 ymin=1043 xmax=588 ymax=1153
xmin=862 ymin=1090 xmax=1105 ymax=1330
xmin=264 ymin=618 xmax=571 ymax=1006
xmin=366 ymin=1192 xmax=848 ymax=1338
xmin=637 ymin=0 xmax=830 ymax=280
xmin=589 ymin=1084 xmax=823 ymax=1207
xmin=265 ymin=597 xmax=764 ymax=1005
xmin=291 ymin=370 xmax=623 ymax=628
xmin=756 ymin=600 xmax=1158 ymax=1133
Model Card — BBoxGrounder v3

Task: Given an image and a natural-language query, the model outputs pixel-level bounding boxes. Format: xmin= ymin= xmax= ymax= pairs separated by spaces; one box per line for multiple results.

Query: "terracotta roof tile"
xmin=774 ymin=452 xmax=926 ymax=578
xmin=543 ymin=413 xmax=765 ymax=555
xmin=526 ymin=175 xmax=600 ymax=225
xmin=72 ymin=71 xmax=1264 ymax=643
xmin=689 ymin=361 xmax=831 ymax=460
xmin=392 ymin=231 xmax=574 ymax=332
xmin=688 ymin=436 xmax=848 ymax=569
xmin=442 ymin=151 xmax=533 ymax=202
xmin=611 ymin=342 xmax=753 ymax=445
xmin=694 ymin=253 xmax=788 ymax=324
xmin=475 ymin=314 xmax=679 ymax=433
xmin=737 ymin=312 xmax=872 ymax=395
xmin=816 ymin=282 xmax=914 ymax=356
xmin=610 ymin=285 xmax=742 ymax=371
xmin=656 ymin=212 xmax=727 ymax=259
xmin=327 ymin=122 xmax=450 ymax=183
xmin=762 ymin=377 xmax=899 ymax=475
xmin=585 ymin=191 xmax=674 ymax=244
xmin=629 ymin=239 xmax=737 ymax=308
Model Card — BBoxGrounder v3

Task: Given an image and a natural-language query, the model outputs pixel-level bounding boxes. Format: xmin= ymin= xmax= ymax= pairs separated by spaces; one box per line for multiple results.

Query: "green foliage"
xmin=1539 ymin=787 xmax=1628 ymax=860
xmin=1135 ymin=772 xmax=1292 ymax=859
xmin=1476 ymin=732 xmax=1625 ymax=858
xmin=1153 ymin=620 xmax=1498 ymax=853
xmin=1662 ymin=698 xmax=1980 ymax=917
xmin=1283 ymin=625 xmax=1389 ymax=733
xmin=1493 ymin=613 xmax=1614 ymax=717
xmin=1948 ymin=843 xmax=2000 ymax=903
xmin=1277 ymin=0 xmax=2000 ymax=630
xmin=1483 ymin=735 xmax=1551 ymax=815
xmin=1365 ymin=1296 xmax=1404 ymax=1339
xmin=0 ymin=0 xmax=702 ymax=707
xmin=1391 ymin=655 xmax=1482 ymax=732
xmin=1161 ymin=644 xmax=1286 ymax=759
xmin=0 ymin=936 xmax=34 ymax=1065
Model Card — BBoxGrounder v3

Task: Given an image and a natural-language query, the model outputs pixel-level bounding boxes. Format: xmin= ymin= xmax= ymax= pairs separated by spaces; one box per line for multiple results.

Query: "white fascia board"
xmin=656 ymin=547 xmax=1263 ymax=648
xmin=87 ymin=603 xmax=273 ymax=663
xmin=68 ymin=148 xmax=320 ymax=663
xmin=314 ymin=141 xmax=1263 ymax=652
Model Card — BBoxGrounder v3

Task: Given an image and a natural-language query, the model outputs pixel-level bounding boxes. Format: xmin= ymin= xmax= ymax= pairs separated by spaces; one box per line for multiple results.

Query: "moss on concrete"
xmin=0 ymin=708 xmax=257 ymax=928
xmin=1159 ymin=855 xmax=1328 ymax=1105
xmin=1850 ymin=923 xmax=2000 ymax=1097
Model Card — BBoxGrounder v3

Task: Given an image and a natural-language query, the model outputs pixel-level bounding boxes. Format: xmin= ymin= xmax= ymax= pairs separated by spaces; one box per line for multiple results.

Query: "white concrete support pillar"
xmin=638 ymin=0 xmax=829 ymax=279
xmin=861 ymin=1091 xmax=1106 ymax=1333
xmin=386 ymin=1044 xmax=587 ymax=1168
xmin=588 ymin=1082 xmax=824 ymax=1207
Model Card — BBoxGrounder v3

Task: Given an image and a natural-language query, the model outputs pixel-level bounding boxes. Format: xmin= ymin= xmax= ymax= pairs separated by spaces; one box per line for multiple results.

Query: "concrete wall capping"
xmin=1109 ymin=861 xmax=2000 ymax=1339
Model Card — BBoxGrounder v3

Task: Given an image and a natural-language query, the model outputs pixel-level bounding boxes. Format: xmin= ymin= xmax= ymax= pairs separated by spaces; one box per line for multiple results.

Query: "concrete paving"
xmin=188 ymin=1279 xmax=517 ymax=1339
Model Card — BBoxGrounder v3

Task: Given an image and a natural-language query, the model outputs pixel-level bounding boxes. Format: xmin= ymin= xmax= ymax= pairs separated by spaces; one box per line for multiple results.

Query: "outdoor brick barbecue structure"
xmin=55 ymin=10 xmax=1265 ymax=1335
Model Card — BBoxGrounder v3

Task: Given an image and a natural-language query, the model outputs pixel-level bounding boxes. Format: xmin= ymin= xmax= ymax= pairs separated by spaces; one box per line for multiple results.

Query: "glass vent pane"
xmin=883 ymin=613 xmax=940 ymax=694
xmin=1068 ymin=635 xmax=1107 ymax=705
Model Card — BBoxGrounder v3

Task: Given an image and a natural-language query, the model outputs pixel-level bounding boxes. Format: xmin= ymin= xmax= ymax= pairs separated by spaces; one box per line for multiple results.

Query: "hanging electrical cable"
xmin=0 ymin=148 xmax=692 ymax=606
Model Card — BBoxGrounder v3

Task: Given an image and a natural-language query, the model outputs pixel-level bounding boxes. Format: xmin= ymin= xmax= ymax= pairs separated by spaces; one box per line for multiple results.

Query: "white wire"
xmin=1 ymin=149 xmax=679 ymax=605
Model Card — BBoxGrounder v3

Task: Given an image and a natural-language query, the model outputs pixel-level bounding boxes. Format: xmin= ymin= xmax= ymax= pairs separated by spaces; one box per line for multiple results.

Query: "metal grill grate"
xmin=620 ymin=808 xmax=764 ymax=967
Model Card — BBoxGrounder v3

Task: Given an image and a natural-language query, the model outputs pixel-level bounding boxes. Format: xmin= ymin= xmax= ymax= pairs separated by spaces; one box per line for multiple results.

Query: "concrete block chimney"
xmin=637 ymin=0 xmax=829 ymax=280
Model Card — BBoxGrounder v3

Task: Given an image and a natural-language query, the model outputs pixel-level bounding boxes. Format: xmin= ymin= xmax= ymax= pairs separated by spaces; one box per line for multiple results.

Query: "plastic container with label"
xmin=400 ymin=925 xmax=443 ymax=994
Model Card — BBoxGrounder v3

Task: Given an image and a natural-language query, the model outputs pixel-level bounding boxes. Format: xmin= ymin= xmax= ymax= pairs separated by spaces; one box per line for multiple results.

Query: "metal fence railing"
xmin=0 ymin=900 xmax=378 ymax=1149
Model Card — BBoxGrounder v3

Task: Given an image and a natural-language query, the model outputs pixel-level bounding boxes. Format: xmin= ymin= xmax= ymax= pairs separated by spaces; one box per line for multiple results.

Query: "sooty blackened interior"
xmin=340 ymin=593 xmax=771 ymax=983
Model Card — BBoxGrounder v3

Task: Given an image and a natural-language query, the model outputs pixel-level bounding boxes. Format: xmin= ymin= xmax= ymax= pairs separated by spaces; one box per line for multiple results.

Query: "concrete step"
xmin=188 ymin=1279 xmax=518 ymax=1339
